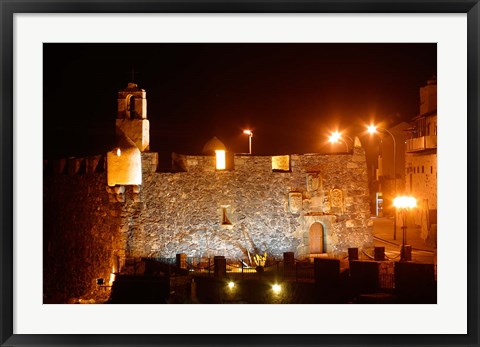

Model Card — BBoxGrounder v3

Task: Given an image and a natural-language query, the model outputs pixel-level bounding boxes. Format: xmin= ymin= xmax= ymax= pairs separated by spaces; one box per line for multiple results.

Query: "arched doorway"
xmin=309 ymin=222 xmax=325 ymax=254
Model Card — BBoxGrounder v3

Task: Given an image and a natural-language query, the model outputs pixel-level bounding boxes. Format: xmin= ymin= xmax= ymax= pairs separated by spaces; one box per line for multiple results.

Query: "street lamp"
xmin=393 ymin=196 xmax=417 ymax=262
xmin=368 ymin=124 xmax=398 ymax=240
xmin=243 ymin=130 xmax=253 ymax=155
xmin=328 ymin=131 xmax=352 ymax=153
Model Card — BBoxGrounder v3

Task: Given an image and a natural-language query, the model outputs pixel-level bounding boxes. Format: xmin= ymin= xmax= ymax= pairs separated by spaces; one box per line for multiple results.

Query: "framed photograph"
xmin=1 ymin=1 xmax=479 ymax=346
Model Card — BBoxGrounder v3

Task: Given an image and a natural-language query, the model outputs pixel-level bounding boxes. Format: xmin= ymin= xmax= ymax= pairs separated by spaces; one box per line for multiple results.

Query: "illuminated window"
xmin=272 ymin=155 xmax=291 ymax=172
xmin=215 ymin=150 xmax=226 ymax=170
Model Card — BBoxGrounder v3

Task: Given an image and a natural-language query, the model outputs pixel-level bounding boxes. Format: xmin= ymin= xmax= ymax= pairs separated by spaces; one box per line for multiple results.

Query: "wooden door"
xmin=309 ymin=222 xmax=324 ymax=254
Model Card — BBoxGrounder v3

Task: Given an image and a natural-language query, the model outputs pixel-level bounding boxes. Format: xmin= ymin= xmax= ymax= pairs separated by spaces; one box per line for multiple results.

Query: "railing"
xmin=406 ymin=135 xmax=437 ymax=152
xmin=130 ymin=256 xmax=437 ymax=293
xmin=380 ymin=274 xmax=395 ymax=289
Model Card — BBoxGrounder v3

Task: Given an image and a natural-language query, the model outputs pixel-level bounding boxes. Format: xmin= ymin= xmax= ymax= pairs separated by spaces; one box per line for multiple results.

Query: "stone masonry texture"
xmin=44 ymin=148 xmax=373 ymax=302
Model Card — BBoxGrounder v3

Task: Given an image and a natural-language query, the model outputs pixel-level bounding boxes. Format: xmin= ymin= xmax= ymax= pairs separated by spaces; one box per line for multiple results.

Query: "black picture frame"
xmin=1 ymin=1 xmax=479 ymax=346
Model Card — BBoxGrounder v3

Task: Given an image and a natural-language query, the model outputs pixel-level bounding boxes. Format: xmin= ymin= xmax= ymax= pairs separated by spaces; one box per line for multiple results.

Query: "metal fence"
xmin=141 ymin=257 xmax=436 ymax=292
xmin=378 ymin=262 xmax=395 ymax=289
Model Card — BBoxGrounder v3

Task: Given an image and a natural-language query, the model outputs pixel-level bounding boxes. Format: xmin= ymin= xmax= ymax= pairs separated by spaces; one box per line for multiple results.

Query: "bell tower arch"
xmin=116 ymin=82 xmax=150 ymax=151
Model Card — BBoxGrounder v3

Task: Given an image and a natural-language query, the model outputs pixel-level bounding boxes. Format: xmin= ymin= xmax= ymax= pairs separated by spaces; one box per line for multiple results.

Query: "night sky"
xmin=43 ymin=43 xmax=436 ymax=167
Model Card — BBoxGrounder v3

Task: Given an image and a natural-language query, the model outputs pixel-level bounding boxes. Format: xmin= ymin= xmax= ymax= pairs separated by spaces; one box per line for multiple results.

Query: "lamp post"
xmin=368 ymin=125 xmax=398 ymax=240
xmin=328 ymin=131 xmax=352 ymax=153
xmin=243 ymin=130 xmax=253 ymax=155
xmin=393 ymin=196 xmax=417 ymax=262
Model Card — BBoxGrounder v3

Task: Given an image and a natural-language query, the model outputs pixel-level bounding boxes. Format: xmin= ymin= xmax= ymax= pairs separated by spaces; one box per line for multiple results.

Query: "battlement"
xmin=171 ymin=147 xmax=366 ymax=174
xmin=43 ymin=148 xmax=366 ymax=182
xmin=44 ymin=152 xmax=159 ymax=176
xmin=43 ymin=155 xmax=105 ymax=176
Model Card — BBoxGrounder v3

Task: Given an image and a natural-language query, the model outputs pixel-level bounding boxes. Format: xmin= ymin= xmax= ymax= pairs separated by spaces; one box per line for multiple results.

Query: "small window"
xmin=431 ymin=166 xmax=433 ymax=174
xmin=215 ymin=150 xmax=226 ymax=170
xmin=272 ymin=155 xmax=291 ymax=172
xmin=221 ymin=207 xmax=232 ymax=225
xmin=129 ymin=96 xmax=136 ymax=119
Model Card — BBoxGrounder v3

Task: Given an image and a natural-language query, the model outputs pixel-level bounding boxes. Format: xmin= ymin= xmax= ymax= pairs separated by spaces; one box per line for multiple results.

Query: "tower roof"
xmin=120 ymin=82 xmax=145 ymax=93
xmin=202 ymin=136 xmax=227 ymax=155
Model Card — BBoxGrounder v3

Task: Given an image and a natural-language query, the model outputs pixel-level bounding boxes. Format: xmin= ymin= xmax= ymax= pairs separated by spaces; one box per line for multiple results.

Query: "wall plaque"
xmin=330 ymin=188 xmax=344 ymax=213
xmin=288 ymin=192 xmax=303 ymax=213
xmin=306 ymin=173 xmax=321 ymax=192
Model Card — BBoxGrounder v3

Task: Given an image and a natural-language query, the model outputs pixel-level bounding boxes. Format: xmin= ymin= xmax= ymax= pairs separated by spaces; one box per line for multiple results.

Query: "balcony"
xmin=406 ymin=135 xmax=437 ymax=153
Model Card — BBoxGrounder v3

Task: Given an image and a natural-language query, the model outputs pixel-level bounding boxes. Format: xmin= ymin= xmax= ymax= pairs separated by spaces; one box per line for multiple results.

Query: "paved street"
xmin=372 ymin=217 xmax=437 ymax=265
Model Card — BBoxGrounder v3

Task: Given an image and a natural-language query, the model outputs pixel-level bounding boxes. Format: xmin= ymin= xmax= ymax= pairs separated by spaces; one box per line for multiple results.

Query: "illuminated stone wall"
xmin=43 ymin=148 xmax=373 ymax=302
xmin=123 ymin=148 xmax=373 ymax=261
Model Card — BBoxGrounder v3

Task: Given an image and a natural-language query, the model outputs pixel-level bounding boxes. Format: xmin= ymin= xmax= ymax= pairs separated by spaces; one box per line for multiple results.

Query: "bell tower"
xmin=116 ymin=82 xmax=150 ymax=152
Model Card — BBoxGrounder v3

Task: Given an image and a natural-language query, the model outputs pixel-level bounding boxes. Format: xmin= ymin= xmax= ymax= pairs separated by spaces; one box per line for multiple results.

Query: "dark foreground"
xmin=106 ymin=259 xmax=436 ymax=304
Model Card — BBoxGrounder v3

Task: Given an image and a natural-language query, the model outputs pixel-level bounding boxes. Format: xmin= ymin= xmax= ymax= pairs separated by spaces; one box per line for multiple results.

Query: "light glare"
xmin=272 ymin=284 xmax=282 ymax=293
xmin=329 ymin=131 xmax=341 ymax=143
xmin=393 ymin=196 xmax=417 ymax=209
xmin=109 ymin=273 xmax=116 ymax=285
xmin=367 ymin=125 xmax=377 ymax=134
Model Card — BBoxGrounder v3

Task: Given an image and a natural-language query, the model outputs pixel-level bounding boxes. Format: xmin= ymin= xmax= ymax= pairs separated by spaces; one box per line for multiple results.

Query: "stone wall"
xmin=124 ymin=148 xmax=373 ymax=261
xmin=43 ymin=147 xmax=373 ymax=302
xmin=43 ymin=173 xmax=125 ymax=303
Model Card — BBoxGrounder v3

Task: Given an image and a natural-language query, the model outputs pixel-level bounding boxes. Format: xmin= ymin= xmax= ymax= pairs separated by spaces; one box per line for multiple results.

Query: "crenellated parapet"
xmin=171 ymin=147 xmax=366 ymax=174
xmin=43 ymin=155 xmax=105 ymax=176
xmin=43 ymin=152 xmax=158 ymax=177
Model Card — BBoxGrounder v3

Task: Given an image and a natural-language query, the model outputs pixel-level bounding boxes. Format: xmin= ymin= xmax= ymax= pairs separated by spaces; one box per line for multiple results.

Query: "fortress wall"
xmin=122 ymin=148 xmax=373 ymax=261
xmin=43 ymin=173 xmax=125 ymax=303
xmin=43 ymin=148 xmax=372 ymax=302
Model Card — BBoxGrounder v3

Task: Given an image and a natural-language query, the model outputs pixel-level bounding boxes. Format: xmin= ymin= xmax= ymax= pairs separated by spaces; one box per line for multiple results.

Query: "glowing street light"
xmin=243 ymin=130 xmax=253 ymax=155
xmin=393 ymin=195 xmax=417 ymax=262
xmin=393 ymin=196 xmax=417 ymax=209
xmin=329 ymin=131 xmax=341 ymax=143
xmin=368 ymin=124 xmax=398 ymax=240
xmin=272 ymin=283 xmax=282 ymax=294
xmin=367 ymin=125 xmax=377 ymax=134
xmin=328 ymin=131 xmax=352 ymax=152
xmin=227 ymin=281 xmax=235 ymax=289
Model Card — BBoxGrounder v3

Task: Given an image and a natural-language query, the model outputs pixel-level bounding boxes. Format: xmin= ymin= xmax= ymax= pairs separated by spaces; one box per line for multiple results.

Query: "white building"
xmin=405 ymin=77 xmax=437 ymax=246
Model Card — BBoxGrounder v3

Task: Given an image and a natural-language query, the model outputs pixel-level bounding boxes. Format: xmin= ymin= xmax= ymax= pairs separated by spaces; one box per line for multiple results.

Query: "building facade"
xmin=405 ymin=77 xmax=437 ymax=245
